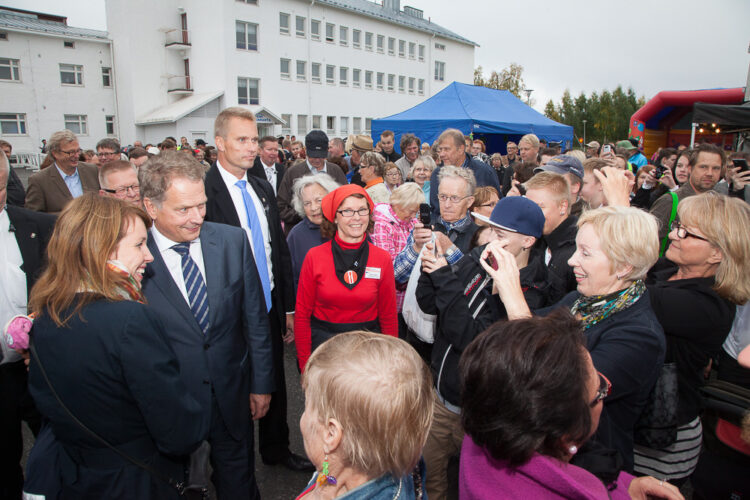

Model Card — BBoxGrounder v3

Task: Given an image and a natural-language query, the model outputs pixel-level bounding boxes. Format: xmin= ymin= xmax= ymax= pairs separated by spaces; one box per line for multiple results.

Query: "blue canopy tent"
xmin=371 ymin=82 xmax=574 ymax=155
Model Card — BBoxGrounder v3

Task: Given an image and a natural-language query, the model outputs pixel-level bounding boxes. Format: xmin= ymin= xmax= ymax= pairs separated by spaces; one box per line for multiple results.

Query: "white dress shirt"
xmin=260 ymin=159 xmax=277 ymax=195
xmin=150 ymin=225 xmax=207 ymax=306
xmin=216 ymin=161 xmax=274 ymax=290
xmin=0 ymin=209 xmax=26 ymax=365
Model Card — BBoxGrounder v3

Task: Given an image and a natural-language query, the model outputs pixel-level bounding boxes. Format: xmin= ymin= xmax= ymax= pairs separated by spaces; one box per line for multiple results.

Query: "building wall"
xmin=0 ymin=29 xmax=114 ymax=152
xmin=107 ymin=0 xmax=475 ymax=146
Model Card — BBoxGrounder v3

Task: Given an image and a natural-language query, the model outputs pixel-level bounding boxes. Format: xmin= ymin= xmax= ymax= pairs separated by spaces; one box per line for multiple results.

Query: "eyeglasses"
xmin=670 ymin=221 xmax=711 ymax=243
xmin=59 ymin=148 xmax=82 ymax=156
xmin=337 ymin=208 xmax=370 ymax=217
xmin=438 ymin=194 xmax=471 ymax=204
xmin=479 ymin=201 xmax=497 ymax=208
xmin=97 ymin=151 xmax=119 ymax=157
xmin=385 ymin=171 xmax=401 ymax=178
xmin=590 ymin=371 xmax=612 ymax=407
xmin=102 ymin=184 xmax=140 ymax=196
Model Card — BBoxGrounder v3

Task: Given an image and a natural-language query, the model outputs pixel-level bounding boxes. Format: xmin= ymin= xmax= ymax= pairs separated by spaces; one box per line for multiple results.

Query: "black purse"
xmin=30 ymin=338 xmax=211 ymax=499
xmin=634 ymin=362 xmax=679 ymax=449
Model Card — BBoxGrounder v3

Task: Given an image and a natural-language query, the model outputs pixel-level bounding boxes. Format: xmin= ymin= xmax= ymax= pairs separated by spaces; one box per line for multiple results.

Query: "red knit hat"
xmin=321 ymin=184 xmax=374 ymax=222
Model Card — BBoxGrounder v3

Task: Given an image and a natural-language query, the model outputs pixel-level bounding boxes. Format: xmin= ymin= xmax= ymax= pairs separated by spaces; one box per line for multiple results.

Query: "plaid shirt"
xmin=393 ymin=215 xmax=468 ymax=284
xmin=371 ymin=204 xmax=417 ymax=311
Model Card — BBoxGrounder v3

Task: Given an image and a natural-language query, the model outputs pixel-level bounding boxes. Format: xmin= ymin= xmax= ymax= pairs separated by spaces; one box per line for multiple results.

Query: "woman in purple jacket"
xmin=458 ymin=311 xmax=683 ymax=500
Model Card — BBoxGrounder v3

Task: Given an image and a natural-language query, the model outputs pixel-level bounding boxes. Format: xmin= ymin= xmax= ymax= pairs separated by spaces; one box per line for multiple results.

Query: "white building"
xmin=0 ymin=7 xmax=115 ymax=153
xmin=106 ymin=0 xmax=476 ymax=145
xmin=0 ymin=1 xmax=476 ymax=152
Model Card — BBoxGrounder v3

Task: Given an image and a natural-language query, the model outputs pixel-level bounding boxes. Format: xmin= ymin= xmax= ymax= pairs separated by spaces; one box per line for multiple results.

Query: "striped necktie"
xmin=171 ymin=242 xmax=210 ymax=335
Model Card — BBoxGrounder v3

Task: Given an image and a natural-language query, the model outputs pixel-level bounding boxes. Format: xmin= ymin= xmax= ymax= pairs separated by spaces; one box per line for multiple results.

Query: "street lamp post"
xmin=522 ymin=88 xmax=533 ymax=105
xmin=582 ymin=119 xmax=587 ymax=150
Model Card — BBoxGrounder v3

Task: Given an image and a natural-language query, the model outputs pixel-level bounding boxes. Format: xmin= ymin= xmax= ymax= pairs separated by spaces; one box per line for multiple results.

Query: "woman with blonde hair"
xmin=297 ymin=330 xmax=434 ymax=499
xmin=633 ymin=192 xmax=750 ymax=483
xmin=23 ymin=194 xmax=206 ymax=499
xmin=480 ymin=205 xmax=665 ymax=472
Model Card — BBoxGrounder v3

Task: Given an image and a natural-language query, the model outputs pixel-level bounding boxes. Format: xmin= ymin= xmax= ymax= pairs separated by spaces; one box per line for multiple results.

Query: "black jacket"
xmin=539 ymin=291 xmax=666 ymax=472
xmin=379 ymin=150 xmax=400 ymax=163
xmin=6 ymin=205 xmax=56 ymax=296
xmin=28 ymin=300 xmax=207 ymax=499
xmin=416 ymin=246 xmax=548 ymax=406
xmin=647 ymin=259 xmax=736 ymax=425
xmin=249 ymin=157 xmax=286 ymax=194
xmin=7 ymin=166 xmax=26 ymax=207
xmin=532 ymin=215 xmax=578 ymax=306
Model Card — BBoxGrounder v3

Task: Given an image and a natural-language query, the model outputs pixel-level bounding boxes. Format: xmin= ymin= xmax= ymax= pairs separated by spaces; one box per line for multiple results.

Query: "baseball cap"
xmin=305 ymin=130 xmax=329 ymax=158
xmin=471 ymin=196 xmax=545 ymax=239
xmin=616 ymin=140 xmax=636 ymax=151
xmin=534 ymin=155 xmax=584 ymax=180
xmin=586 ymin=141 xmax=600 ymax=149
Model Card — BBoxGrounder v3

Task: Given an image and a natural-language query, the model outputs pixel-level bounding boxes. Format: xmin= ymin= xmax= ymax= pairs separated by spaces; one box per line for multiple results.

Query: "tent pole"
xmin=690 ymin=123 xmax=697 ymax=147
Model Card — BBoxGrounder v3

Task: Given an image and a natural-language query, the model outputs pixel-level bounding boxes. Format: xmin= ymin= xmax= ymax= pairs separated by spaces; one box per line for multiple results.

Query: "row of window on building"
xmin=279 ymin=59 xmax=434 ymax=90
xmin=277 ymin=13 xmax=433 ymax=60
xmin=278 ymin=113 xmax=372 ymax=139
xmin=0 ymin=113 xmax=115 ymax=137
xmin=0 ymin=57 xmax=113 ymax=88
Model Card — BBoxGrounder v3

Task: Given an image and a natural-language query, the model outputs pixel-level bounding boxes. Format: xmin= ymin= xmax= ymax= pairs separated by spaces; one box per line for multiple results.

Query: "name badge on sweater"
xmin=365 ymin=267 xmax=381 ymax=279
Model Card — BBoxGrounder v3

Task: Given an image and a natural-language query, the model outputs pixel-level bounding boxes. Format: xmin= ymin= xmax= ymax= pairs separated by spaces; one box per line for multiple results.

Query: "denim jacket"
xmin=298 ymin=473 xmax=416 ymax=500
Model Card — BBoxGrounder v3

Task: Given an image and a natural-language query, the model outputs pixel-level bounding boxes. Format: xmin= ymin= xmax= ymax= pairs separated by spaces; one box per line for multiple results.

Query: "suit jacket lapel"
xmin=207 ymin=165 xmax=242 ymax=227
xmin=145 ymin=234 xmax=204 ymax=337
xmin=199 ymin=224 xmax=223 ymax=332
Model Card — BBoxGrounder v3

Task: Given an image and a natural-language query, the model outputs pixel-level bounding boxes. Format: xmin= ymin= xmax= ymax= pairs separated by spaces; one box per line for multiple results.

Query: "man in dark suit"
xmin=25 ymin=130 xmax=99 ymax=214
xmin=139 ymin=151 xmax=274 ymax=500
xmin=205 ymin=107 xmax=312 ymax=472
xmin=0 ymin=150 xmax=56 ymax=500
xmin=249 ymin=136 xmax=285 ymax=196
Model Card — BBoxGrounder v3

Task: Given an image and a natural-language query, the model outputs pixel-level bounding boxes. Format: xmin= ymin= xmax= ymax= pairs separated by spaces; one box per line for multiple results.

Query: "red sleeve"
xmin=294 ymin=249 xmax=317 ymax=372
xmin=375 ymin=247 xmax=399 ymax=337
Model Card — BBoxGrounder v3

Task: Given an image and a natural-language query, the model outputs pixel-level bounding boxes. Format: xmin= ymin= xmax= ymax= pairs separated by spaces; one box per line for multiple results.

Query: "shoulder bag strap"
xmin=29 ymin=338 xmax=186 ymax=495
xmin=658 ymin=192 xmax=679 ymax=257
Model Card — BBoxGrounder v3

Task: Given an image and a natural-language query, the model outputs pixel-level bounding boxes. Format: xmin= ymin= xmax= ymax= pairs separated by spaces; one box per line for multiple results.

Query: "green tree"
xmin=544 ymin=86 xmax=645 ymax=145
xmin=473 ymin=63 xmax=527 ymax=100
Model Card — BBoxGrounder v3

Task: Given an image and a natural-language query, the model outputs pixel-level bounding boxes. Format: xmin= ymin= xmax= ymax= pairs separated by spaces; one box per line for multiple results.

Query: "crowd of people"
xmin=1 ymin=107 xmax=750 ymax=500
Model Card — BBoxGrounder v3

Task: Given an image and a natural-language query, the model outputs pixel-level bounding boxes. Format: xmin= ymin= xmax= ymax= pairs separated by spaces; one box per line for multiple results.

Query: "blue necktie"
xmin=172 ymin=242 xmax=210 ymax=335
xmin=235 ymin=180 xmax=272 ymax=312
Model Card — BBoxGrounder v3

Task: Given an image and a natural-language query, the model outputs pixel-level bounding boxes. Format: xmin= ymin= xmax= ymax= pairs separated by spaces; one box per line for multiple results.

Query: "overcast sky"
xmin=7 ymin=0 xmax=749 ymax=110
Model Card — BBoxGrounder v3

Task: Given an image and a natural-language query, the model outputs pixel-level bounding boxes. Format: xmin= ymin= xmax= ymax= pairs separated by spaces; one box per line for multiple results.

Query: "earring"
xmin=316 ymin=454 xmax=337 ymax=486
xmin=568 ymin=445 xmax=578 ymax=455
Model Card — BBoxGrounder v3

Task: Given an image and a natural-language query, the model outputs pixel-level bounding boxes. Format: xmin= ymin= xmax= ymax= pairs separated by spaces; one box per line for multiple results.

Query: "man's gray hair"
xmin=0 ymin=150 xmax=9 ymax=185
xmin=138 ymin=150 xmax=205 ymax=204
xmin=438 ymin=164 xmax=476 ymax=197
xmin=47 ymin=130 xmax=78 ymax=153
xmin=291 ymin=173 xmax=340 ymax=217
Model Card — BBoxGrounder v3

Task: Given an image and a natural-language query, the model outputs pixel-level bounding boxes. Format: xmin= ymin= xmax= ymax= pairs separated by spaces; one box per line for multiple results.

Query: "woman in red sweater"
xmin=295 ymin=184 xmax=398 ymax=372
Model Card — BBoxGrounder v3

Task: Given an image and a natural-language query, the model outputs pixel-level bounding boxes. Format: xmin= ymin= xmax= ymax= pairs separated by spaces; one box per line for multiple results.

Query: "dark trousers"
xmin=0 ymin=360 xmax=42 ymax=500
xmin=258 ymin=307 xmax=291 ymax=463
xmin=209 ymin=393 xmax=260 ymax=500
